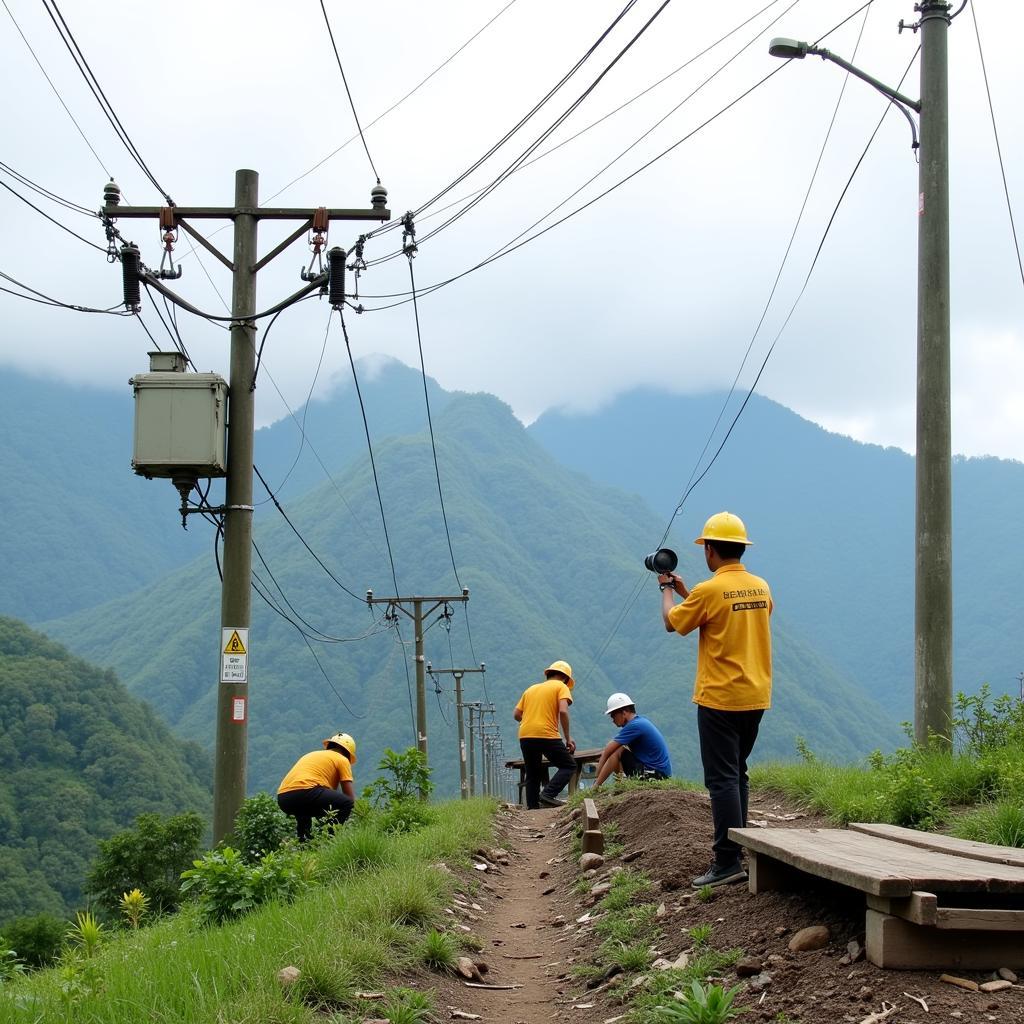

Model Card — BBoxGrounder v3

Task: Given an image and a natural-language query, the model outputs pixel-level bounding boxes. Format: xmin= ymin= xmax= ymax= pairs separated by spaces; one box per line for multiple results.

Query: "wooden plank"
xmin=850 ymin=821 xmax=1024 ymax=868
xmin=865 ymin=909 xmax=1024 ymax=970
xmin=731 ymin=827 xmax=1024 ymax=896
xmin=583 ymin=798 xmax=600 ymax=832
xmin=866 ymin=891 xmax=937 ymax=926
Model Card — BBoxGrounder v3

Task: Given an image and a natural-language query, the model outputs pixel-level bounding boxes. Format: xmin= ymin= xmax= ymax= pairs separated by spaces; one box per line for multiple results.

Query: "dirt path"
xmin=445 ymin=807 xmax=575 ymax=1024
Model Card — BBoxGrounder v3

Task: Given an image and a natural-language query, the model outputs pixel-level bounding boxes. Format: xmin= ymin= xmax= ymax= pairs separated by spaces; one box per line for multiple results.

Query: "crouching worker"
xmin=276 ymin=732 xmax=357 ymax=842
xmin=594 ymin=693 xmax=672 ymax=786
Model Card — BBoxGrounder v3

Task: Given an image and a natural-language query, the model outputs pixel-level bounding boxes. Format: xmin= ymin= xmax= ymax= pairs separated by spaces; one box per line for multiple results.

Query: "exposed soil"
xmin=433 ymin=790 xmax=1024 ymax=1024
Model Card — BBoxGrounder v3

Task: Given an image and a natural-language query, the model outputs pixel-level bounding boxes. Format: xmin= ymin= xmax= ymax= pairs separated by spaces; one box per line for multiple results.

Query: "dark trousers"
xmin=277 ymin=786 xmax=354 ymax=842
xmin=519 ymin=737 xmax=577 ymax=808
xmin=697 ymin=705 xmax=764 ymax=867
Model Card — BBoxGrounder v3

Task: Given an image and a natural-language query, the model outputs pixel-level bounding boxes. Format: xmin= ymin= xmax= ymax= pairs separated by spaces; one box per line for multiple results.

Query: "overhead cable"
xmin=969 ymin=0 xmax=1024 ymax=289
xmin=318 ymin=0 xmax=382 ymax=183
xmin=0 ymin=178 xmax=106 ymax=253
xmin=267 ymin=0 xmax=520 ymax=204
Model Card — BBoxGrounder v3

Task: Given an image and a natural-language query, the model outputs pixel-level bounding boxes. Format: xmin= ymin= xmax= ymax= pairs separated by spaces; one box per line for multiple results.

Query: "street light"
xmin=770 ymin=2 xmax=954 ymax=747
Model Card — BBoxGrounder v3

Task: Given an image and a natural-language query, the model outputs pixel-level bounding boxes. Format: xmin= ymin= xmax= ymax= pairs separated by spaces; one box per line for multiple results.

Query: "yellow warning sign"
xmin=224 ymin=630 xmax=247 ymax=655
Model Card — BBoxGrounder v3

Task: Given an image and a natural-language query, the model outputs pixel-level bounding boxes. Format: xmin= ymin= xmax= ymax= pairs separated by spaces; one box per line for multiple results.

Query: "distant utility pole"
xmin=428 ymin=663 xmax=486 ymax=798
xmin=366 ymin=590 xmax=469 ymax=796
xmin=109 ymin=170 xmax=389 ymax=842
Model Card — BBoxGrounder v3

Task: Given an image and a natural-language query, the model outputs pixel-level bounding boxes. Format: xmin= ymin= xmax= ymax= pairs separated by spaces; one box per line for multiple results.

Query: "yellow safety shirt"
xmin=516 ymin=678 xmax=573 ymax=739
xmin=666 ymin=563 xmax=773 ymax=711
xmin=277 ymin=749 xmax=353 ymax=794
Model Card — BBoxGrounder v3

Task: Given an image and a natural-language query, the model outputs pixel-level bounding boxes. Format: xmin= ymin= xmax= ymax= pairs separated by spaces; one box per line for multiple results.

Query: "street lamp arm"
xmin=811 ymin=46 xmax=921 ymax=113
xmin=769 ymin=37 xmax=920 ymax=151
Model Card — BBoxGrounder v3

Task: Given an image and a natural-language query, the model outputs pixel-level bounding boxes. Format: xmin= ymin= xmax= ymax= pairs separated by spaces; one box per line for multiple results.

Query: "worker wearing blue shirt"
xmin=594 ymin=692 xmax=672 ymax=786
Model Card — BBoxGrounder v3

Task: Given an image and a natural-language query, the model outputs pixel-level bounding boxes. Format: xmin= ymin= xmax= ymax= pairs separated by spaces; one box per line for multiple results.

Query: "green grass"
xmin=627 ymin=949 xmax=744 ymax=1024
xmin=952 ymin=801 xmax=1024 ymax=847
xmin=0 ymin=800 xmax=494 ymax=1024
xmin=568 ymin=776 xmax=703 ymax=811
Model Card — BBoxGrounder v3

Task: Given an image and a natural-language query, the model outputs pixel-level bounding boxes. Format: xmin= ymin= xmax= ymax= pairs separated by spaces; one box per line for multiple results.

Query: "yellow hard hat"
xmin=323 ymin=732 xmax=357 ymax=763
xmin=694 ymin=511 xmax=751 ymax=546
xmin=545 ymin=660 xmax=575 ymax=689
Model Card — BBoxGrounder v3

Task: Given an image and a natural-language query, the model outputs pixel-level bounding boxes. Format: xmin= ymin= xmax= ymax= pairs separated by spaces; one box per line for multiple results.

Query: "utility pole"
xmin=366 ymin=590 xmax=469 ymax=796
xmin=109 ymin=171 xmax=389 ymax=842
xmin=464 ymin=701 xmax=481 ymax=796
xmin=428 ymin=663 xmax=486 ymax=798
xmin=913 ymin=1 xmax=953 ymax=747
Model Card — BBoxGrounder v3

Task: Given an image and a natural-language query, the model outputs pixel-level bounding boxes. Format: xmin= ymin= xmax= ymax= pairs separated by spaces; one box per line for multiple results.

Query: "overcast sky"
xmin=2 ymin=0 xmax=1022 ymax=462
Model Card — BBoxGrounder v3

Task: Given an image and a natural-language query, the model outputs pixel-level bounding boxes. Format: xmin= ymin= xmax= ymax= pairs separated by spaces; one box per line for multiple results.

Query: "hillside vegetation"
xmin=43 ymin=391 xmax=900 ymax=798
xmin=0 ymin=798 xmax=493 ymax=1024
xmin=0 ymin=619 xmax=211 ymax=924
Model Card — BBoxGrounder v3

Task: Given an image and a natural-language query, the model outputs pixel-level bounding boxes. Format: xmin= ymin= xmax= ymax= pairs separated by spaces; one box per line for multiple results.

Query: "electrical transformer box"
xmin=130 ymin=367 xmax=229 ymax=479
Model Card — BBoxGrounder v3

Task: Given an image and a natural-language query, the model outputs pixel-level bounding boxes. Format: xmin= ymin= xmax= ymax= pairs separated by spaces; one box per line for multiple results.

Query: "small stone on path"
xmin=788 ymin=925 xmax=829 ymax=952
xmin=579 ymin=853 xmax=604 ymax=871
xmin=998 ymin=967 xmax=1018 ymax=983
xmin=940 ymin=974 xmax=979 ymax=991
xmin=980 ymin=980 xmax=1012 ymax=993
xmin=735 ymin=957 xmax=762 ymax=977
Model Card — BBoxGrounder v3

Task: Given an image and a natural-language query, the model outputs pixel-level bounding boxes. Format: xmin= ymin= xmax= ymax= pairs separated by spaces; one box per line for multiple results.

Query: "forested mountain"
xmin=530 ymin=390 xmax=1024 ymax=717
xmin=0 ymin=618 xmax=211 ymax=925
xmin=43 ymin=392 xmax=901 ymax=799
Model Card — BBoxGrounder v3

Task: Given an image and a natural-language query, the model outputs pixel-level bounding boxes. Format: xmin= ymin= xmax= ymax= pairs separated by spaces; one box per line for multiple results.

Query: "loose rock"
xmin=857 ymin=986 xmax=874 ymax=1001
xmin=456 ymin=957 xmax=483 ymax=982
xmin=847 ymin=939 xmax=865 ymax=963
xmin=747 ymin=972 xmax=773 ymax=993
xmin=735 ymin=957 xmax=762 ymax=978
xmin=980 ymin=980 xmax=1012 ymax=993
xmin=276 ymin=966 xmax=301 ymax=987
xmin=788 ymin=925 xmax=830 ymax=952
xmin=580 ymin=853 xmax=605 ymax=871
xmin=998 ymin=967 xmax=1018 ymax=983
xmin=621 ymin=849 xmax=644 ymax=863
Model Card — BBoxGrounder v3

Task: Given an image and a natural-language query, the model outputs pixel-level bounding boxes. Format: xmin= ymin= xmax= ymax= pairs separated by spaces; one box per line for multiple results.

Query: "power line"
xmin=969 ymin=0 xmax=1024 ymax=289
xmin=0 ymin=160 xmax=96 ymax=216
xmin=40 ymin=0 xmax=171 ymax=201
xmin=1 ymin=0 xmax=113 ymax=180
xmin=0 ymin=268 xmax=126 ymax=313
xmin=356 ymin=1 xmax=877 ymax=313
xmin=339 ymin=308 xmax=402 ymax=598
xmin=266 ymin=0 xmax=520 ymax=205
xmin=318 ymin=0 xmax=381 ymax=183
xmin=0 ymin=178 xmax=106 ymax=253
xmin=366 ymin=0 xmax=644 ymax=247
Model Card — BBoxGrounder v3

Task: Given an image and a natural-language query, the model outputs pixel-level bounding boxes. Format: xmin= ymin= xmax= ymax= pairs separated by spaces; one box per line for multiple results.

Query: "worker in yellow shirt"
xmin=658 ymin=512 xmax=772 ymax=888
xmin=514 ymin=660 xmax=577 ymax=808
xmin=276 ymin=733 xmax=357 ymax=841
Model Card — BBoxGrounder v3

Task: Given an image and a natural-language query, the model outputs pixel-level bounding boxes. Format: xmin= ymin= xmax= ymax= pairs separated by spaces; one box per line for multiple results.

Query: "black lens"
xmin=644 ymin=548 xmax=677 ymax=573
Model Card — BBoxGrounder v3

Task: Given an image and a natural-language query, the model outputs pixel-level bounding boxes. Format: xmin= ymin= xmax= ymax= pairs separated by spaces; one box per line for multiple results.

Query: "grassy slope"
xmin=0 ymin=799 xmax=494 ymax=1024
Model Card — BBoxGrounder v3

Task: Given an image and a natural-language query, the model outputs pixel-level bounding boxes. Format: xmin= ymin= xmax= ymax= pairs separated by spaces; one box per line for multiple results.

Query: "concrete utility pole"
xmin=913 ymin=1 xmax=953 ymax=748
xmin=109 ymin=171 xmax=389 ymax=841
xmin=428 ymin=663 xmax=486 ymax=798
xmin=464 ymin=701 xmax=481 ymax=796
xmin=769 ymin=0 xmax=954 ymax=746
xmin=366 ymin=590 xmax=469 ymax=796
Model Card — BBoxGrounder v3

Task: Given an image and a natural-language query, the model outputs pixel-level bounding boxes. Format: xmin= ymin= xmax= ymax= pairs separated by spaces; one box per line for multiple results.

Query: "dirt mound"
xmin=594 ymin=787 xmax=1024 ymax=1023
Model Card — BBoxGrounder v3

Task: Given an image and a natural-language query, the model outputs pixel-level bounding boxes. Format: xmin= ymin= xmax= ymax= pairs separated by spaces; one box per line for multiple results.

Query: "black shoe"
xmin=539 ymin=794 xmax=566 ymax=808
xmin=692 ymin=862 xmax=747 ymax=888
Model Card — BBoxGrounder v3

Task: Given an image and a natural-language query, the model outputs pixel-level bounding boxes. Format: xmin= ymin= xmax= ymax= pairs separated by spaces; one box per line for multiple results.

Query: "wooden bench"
xmin=730 ymin=823 xmax=1024 ymax=969
xmin=504 ymin=747 xmax=602 ymax=806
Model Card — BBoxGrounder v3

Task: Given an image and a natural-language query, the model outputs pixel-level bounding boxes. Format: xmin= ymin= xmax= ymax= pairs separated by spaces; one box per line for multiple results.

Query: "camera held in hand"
xmin=644 ymin=548 xmax=677 ymax=574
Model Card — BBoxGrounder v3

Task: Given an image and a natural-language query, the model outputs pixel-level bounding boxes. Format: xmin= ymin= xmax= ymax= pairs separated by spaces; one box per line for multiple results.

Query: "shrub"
xmin=86 ymin=811 xmax=204 ymax=916
xmin=364 ymin=748 xmax=433 ymax=807
xmin=179 ymin=846 xmax=310 ymax=926
xmin=953 ymin=801 xmax=1024 ymax=848
xmin=953 ymin=685 xmax=1024 ymax=755
xmin=118 ymin=888 xmax=150 ymax=930
xmin=232 ymin=792 xmax=294 ymax=863
xmin=2 ymin=913 xmax=66 ymax=968
xmin=318 ymin=824 xmax=394 ymax=878
xmin=0 ymin=937 xmax=25 ymax=982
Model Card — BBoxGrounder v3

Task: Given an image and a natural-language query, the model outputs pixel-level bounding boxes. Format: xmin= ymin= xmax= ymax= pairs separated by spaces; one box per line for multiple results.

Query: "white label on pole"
xmin=232 ymin=697 xmax=246 ymax=722
xmin=221 ymin=627 xmax=249 ymax=683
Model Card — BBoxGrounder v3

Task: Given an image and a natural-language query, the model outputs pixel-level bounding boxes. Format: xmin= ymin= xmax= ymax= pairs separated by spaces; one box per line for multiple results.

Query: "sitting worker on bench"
xmin=594 ymin=692 xmax=672 ymax=786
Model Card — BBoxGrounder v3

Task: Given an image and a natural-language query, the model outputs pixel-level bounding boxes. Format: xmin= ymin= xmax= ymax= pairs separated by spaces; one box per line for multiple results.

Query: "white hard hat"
xmin=605 ymin=692 xmax=634 ymax=715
